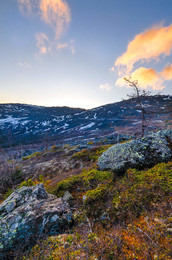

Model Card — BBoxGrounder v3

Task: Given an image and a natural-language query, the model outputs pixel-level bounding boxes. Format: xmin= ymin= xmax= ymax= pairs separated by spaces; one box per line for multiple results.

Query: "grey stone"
xmin=63 ymin=191 xmax=73 ymax=203
xmin=0 ymin=183 xmax=73 ymax=258
xmin=98 ymin=130 xmax=172 ymax=173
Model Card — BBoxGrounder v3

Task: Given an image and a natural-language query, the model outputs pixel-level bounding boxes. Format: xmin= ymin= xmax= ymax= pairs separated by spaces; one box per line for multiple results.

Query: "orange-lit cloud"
xmin=113 ymin=24 xmax=172 ymax=91
xmin=115 ymin=24 xmax=172 ymax=72
xmin=160 ymin=64 xmax=172 ymax=80
xmin=99 ymin=83 xmax=112 ymax=91
xmin=116 ymin=67 xmax=165 ymax=90
xmin=17 ymin=0 xmax=71 ymax=38
xmin=39 ymin=0 xmax=71 ymax=38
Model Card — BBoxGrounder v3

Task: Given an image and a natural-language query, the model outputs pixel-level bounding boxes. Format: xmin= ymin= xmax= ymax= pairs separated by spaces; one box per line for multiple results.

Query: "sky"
xmin=0 ymin=0 xmax=172 ymax=109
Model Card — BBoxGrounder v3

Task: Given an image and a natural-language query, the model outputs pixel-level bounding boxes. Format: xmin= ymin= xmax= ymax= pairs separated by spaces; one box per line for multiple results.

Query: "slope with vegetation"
xmin=0 ymin=130 xmax=171 ymax=259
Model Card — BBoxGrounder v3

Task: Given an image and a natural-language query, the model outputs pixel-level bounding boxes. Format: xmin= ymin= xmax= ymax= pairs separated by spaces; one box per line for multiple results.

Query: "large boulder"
xmin=0 ymin=183 xmax=73 ymax=258
xmin=98 ymin=130 xmax=172 ymax=173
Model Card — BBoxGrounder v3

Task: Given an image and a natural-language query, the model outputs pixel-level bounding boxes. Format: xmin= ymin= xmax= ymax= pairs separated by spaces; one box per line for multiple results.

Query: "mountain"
xmin=0 ymin=95 xmax=171 ymax=147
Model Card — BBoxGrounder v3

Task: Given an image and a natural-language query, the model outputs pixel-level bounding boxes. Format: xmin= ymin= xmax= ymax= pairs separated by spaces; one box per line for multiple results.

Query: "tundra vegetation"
xmin=0 ymin=129 xmax=171 ymax=260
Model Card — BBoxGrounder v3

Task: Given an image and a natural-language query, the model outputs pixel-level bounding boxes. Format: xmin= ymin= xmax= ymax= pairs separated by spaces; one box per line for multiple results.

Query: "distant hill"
xmin=0 ymin=95 xmax=171 ymax=147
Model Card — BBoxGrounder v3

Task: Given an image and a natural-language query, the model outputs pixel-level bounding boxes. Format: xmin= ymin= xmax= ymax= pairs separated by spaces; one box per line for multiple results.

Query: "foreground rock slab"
xmin=98 ymin=130 xmax=172 ymax=173
xmin=0 ymin=183 xmax=73 ymax=258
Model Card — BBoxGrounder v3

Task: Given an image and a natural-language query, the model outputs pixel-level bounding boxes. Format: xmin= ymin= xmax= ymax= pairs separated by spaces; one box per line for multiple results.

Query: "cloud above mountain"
xmin=160 ymin=64 xmax=172 ymax=80
xmin=115 ymin=24 xmax=172 ymax=72
xmin=116 ymin=67 xmax=164 ymax=90
xmin=113 ymin=24 xmax=172 ymax=90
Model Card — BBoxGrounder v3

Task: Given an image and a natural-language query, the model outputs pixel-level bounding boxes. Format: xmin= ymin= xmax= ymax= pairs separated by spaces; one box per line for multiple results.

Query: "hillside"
xmin=0 ymin=130 xmax=171 ymax=259
xmin=0 ymin=96 xmax=171 ymax=259
xmin=0 ymin=95 xmax=171 ymax=147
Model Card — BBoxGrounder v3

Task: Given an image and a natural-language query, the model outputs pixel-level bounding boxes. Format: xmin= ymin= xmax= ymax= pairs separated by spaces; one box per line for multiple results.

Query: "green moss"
xmin=51 ymin=174 xmax=84 ymax=197
xmin=50 ymin=167 xmax=114 ymax=198
xmin=71 ymin=145 xmax=112 ymax=162
xmin=85 ymin=168 xmax=113 ymax=182
xmin=18 ymin=178 xmax=36 ymax=188
xmin=19 ymin=160 xmax=172 ymax=260
xmin=22 ymin=152 xmax=41 ymax=160
xmin=4 ymin=188 xmax=14 ymax=199
xmin=49 ymin=160 xmax=172 ymax=223
xmin=112 ymin=161 xmax=172 ymax=218
xmin=84 ymin=185 xmax=107 ymax=205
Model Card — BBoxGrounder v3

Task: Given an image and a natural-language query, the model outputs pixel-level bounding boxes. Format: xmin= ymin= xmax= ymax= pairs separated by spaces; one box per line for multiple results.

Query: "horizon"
xmin=1 ymin=1 xmax=172 ymax=108
xmin=0 ymin=93 xmax=171 ymax=110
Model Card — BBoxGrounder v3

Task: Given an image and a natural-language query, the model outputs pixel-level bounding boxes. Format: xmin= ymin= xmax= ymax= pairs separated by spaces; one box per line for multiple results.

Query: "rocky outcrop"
xmin=0 ymin=183 xmax=73 ymax=258
xmin=98 ymin=130 xmax=172 ymax=173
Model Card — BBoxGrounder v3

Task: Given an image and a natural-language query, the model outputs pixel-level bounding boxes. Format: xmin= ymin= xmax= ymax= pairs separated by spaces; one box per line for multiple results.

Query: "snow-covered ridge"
xmin=0 ymin=95 xmax=171 ymax=146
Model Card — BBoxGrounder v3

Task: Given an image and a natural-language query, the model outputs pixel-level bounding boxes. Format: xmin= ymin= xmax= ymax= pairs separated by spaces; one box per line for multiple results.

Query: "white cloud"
xmin=35 ymin=33 xmax=51 ymax=55
xmin=57 ymin=40 xmax=76 ymax=54
xmin=18 ymin=62 xmax=31 ymax=68
xmin=99 ymin=83 xmax=112 ymax=91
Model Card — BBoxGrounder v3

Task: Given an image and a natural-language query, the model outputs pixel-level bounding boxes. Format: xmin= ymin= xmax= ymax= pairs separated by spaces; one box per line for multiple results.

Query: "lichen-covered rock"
xmin=0 ymin=183 xmax=73 ymax=258
xmin=98 ymin=130 xmax=172 ymax=173
xmin=63 ymin=191 xmax=73 ymax=205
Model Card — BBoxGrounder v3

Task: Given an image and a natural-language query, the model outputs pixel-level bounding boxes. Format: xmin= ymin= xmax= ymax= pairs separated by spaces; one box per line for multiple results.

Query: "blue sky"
xmin=0 ymin=0 xmax=172 ymax=108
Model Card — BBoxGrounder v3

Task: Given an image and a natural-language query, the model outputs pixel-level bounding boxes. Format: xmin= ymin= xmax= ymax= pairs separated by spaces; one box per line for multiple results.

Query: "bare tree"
xmin=124 ymin=77 xmax=152 ymax=137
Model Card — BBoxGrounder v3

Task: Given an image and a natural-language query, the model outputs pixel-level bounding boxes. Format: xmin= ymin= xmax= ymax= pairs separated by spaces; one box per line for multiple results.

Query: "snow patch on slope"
xmin=79 ymin=122 xmax=95 ymax=131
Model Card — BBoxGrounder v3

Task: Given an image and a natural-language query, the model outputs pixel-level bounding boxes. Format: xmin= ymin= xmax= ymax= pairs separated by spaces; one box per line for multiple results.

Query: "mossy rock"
xmin=98 ymin=130 xmax=172 ymax=174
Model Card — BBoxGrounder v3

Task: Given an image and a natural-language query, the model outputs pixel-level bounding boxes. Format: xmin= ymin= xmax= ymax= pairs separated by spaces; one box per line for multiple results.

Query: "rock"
xmin=98 ymin=130 xmax=172 ymax=173
xmin=0 ymin=183 xmax=73 ymax=258
xmin=63 ymin=191 xmax=73 ymax=205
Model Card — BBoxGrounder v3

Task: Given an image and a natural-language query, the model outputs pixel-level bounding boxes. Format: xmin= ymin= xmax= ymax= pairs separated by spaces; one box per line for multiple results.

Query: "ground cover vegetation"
xmin=21 ymin=161 xmax=172 ymax=260
xmin=0 ymin=133 xmax=171 ymax=259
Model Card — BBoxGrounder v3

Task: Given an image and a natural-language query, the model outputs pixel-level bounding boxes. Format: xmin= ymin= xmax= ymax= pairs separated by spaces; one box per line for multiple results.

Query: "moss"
xmin=18 ymin=179 xmax=36 ymax=188
xmin=84 ymin=185 xmax=107 ymax=205
xmin=19 ymin=161 xmax=172 ymax=260
xmin=22 ymin=152 xmax=41 ymax=160
xmin=71 ymin=145 xmax=112 ymax=162
xmin=50 ymin=167 xmax=114 ymax=198
xmin=112 ymin=161 xmax=172 ymax=219
xmin=51 ymin=174 xmax=84 ymax=197
xmin=85 ymin=168 xmax=113 ymax=182
xmin=4 ymin=188 xmax=14 ymax=199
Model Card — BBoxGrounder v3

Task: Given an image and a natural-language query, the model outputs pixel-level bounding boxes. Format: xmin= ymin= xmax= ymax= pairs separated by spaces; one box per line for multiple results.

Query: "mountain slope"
xmin=0 ymin=95 xmax=171 ymax=147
